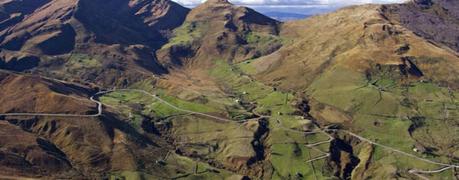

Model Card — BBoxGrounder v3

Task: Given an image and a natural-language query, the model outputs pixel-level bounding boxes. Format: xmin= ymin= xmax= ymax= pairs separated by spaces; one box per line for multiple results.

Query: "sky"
xmin=172 ymin=0 xmax=407 ymax=6
xmin=172 ymin=0 xmax=407 ymax=19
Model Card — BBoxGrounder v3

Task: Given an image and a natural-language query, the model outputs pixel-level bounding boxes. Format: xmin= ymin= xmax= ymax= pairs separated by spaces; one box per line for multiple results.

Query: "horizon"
xmin=173 ymin=0 xmax=407 ymax=20
xmin=172 ymin=0 xmax=407 ymax=7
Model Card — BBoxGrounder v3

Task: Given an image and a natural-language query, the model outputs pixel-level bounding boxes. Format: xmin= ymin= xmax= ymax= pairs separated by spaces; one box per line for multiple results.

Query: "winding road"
xmin=0 ymin=95 xmax=103 ymax=117
xmin=109 ymin=89 xmax=239 ymax=123
xmin=338 ymin=130 xmax=459 ymax=168
xmin=0 ymin=88 xmax=240 ymax=124
xmin=334 ymin=129 xmax=459 ymax=178
xmin=1 ymin=84 xmax=457 ymax=178
xmin=408 ymin=166 xmax=453 ymax=174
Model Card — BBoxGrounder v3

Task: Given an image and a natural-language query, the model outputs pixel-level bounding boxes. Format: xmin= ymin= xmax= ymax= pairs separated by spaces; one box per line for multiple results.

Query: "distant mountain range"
xmin=262 ymin=11 xmax=311 ymax=21
xmin=184 ymin=4 xmax=340 ymax=21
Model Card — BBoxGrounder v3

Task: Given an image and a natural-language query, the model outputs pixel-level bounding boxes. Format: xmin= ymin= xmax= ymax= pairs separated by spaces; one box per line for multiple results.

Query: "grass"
xmin=100 ymin=87 xmax=258 ymax=176
xmin=236 ymin=60 xmax=258 ymax=75
xmin=271 ymin=143 xmax=328 ymax=180
xmin=304 ymin=62 xmax=459 ymax=179
xmin=209 ymin=60 xmax=294 ymax=112
xmin=170 ymin=116 xmax=256 ymax=167
xmin=101 ymin=77 xmax=261 ymax=178
xmin=370 ymin=146 xmax=453 ymax=179
xmin=165 ymin=153 xmax=235 ymax=179
xmin=100 ymin=88 xmax=219 ymax=132
xmin=109 ymin=152 xmax=234 ymax=179
xmin=269 ymin=118 xmax=331 ymax=179
xmin=354 ymin=114 xmax=415 ymax=152
xmin=99 ymin=91 xmax=154 ymax=129
xmin=308 ymin=65 xmax=405 ymax=117
xmin=130 ymin=79 xmax=157 ymax=92
xmin=160 ymin=94 xmax=216 ymax=113
xmin=162 ymin=22 xmax=209 ymax=49
xmin=57 ymin=53 xmax=104 ymax=79
xmin=209 ymin=59 xmax=335 ymax=178
xmin=109 ymin=171 xmax=158 ymax=180
xmin=66 ymin=53 xmax=101 ymax=69
xmin=104 ymin=55 xmax=458 ymax=179
xmin=244 ymin=32 xmax=281 ymax=48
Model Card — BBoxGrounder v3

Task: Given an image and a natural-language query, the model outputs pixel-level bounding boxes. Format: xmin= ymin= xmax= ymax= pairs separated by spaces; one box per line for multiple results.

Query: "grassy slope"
xmin=100 ymin=88 xmax=218 ymax=127
xmin=109 ymin=153 xmax=235 ymax=180
xmin=100 ymin=3 xmax=459 ymax=180
xmin=99 ymin=81 xmax=258 ymax=178
xmin=239 ymin=4 xmax=459 ymax=179
xmin=304 ymin=61 xmax=459 ymax=178
xmin=210 ymin=60 xmax=333 ymax=179
xmin=162 ymin=22 xmax=209 ymax=49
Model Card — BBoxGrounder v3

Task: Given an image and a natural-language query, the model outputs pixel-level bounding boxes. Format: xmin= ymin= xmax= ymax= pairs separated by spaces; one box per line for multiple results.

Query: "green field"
xmin=101 ymin=58 xmax=459 ymax=179
xmin=304 ymin=62 xmax=459 ymax=179
xmin=210 ymin=59 xmax=334 ymax=178
xmin=109 ymin=153 xmax=236 ymax=180
xmin=162 ymin=22 xmax=209 ymax=49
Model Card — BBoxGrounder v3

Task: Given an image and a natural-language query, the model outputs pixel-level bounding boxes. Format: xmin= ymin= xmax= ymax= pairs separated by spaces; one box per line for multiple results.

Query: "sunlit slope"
xmin=240 ymin=3 xmax=459 ymax=179
xmin=250 ymin=5 xmax=459 ymax=90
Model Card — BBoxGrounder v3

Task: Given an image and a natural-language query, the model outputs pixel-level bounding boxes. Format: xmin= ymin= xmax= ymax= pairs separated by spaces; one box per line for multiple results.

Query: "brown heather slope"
xmin=0 ymin=0 xmax=51 ymax=32
xmin=157 ymin=0 xmax=281 ymax=68
xmin=250 ymin=4 xmax=459 ymax=91
xmin=0 ymin=121 xmax=73 ymax=178
xmin=0 ymin=71 xmax=94 ymax=114
xmin=0 ymin=115 xmax=172 ymax=179
xmin=0 ymin=0 xmax=188 ymax=51
xmin=0 ymin=0 xmax=189 ymax=86
xmin=0 ymin=72 xmax=173 ymax=179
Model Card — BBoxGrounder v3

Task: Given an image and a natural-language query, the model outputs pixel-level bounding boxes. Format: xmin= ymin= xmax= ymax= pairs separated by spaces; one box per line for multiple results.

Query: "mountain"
xmin=157 ymin=0 xmax=281 ymax=68
xmin=0 ymin=0 xmax=189 ymax=86
xmin=0 ymin=0 xmax=189 ymax=50
xmin=242 ymin=1 xmax=459 ymax=179
xmin=1 ymin=0 xmax=459 ymax=179
xmin=250 ymin=3 xmax=459 ymax=90
xmin=0 ymin=71 xmax=174 ymax=178
xmin=263 ymin=12 xmax=310 ymax=21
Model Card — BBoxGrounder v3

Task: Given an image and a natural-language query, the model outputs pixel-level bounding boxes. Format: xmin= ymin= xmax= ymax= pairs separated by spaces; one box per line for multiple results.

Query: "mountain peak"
xmin=158 ymin=0 xmax=280 ymax=66
xmin=205 ymin=0 xmax=232 ymax=5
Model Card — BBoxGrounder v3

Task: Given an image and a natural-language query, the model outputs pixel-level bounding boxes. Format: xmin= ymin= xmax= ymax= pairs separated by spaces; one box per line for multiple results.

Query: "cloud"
xmin=172 ymin=0 xmax=406 ymax=6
